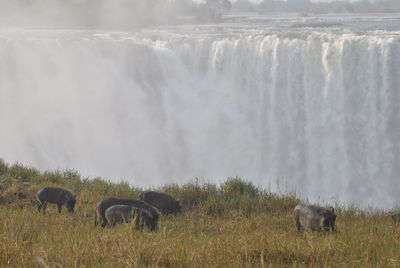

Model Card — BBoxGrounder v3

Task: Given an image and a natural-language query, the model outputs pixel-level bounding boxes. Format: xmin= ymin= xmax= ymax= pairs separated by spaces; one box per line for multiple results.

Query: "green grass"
xmin=0 ymin=159 xmax=399 ymax=267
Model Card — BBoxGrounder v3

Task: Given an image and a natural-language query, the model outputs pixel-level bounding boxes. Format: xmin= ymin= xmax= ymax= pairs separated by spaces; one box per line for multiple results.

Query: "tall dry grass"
xmin=0 ymin=159 xmax=399 ymax=267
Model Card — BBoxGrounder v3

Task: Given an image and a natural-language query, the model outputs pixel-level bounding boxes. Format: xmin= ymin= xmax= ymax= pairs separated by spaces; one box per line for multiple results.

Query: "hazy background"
xmin=0 ymin=0 xmax=399 ymax=30
xmin=1 ymin=0 xmax=400 ymax=208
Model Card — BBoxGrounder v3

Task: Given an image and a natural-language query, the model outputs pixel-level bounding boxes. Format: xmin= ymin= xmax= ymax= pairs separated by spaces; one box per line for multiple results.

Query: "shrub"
xmin=162 ymin=179 xmax=219 ymax=211
xmin=221 ymin=177 xmax=259 ymax=198
xmin=8 ymin=163 xmax=39 ymax=182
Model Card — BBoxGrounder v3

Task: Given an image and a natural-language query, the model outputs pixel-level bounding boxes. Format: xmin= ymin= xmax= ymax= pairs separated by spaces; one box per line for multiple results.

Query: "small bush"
xmin=8 ymin=163 xmax=39 ymax=182
xmin=221 ymin=177 xmax=259 ymax=198
xmin=160 ymin=178 xmax=300 ymax=217
xmin=162 ymin=179 xmax=219 ymax=211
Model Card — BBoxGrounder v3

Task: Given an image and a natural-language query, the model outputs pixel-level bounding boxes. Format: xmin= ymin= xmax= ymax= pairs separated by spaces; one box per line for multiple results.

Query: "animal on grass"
xmin=105 ymin=204 xmax=156 ymax=230
xmin=138 ymin=191 xmax=182 ymax=215
xmin=294 ymin=204 xmax=336 ymax=232
xmin=391 ymin=212 xmax=400 ymax=221
xmin=95 ymin=198 xmax=160 ymax=231
xmin=36 ymin=187 xmax=76 ymax=214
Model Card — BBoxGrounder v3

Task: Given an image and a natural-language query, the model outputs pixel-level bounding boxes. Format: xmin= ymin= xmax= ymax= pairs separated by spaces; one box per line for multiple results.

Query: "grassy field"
xmin=0 ymin=159 xmax=400 ymax=267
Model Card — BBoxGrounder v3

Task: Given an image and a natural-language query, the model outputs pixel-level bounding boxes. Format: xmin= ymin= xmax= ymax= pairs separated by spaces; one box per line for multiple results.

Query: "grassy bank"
xmin=0 ymin=159 xmax=399 ymax=267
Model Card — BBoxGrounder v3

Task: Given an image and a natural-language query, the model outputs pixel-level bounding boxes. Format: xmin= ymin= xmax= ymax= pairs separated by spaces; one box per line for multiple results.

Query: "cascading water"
xmin=1 ymin=14 xmax=399 ymax=208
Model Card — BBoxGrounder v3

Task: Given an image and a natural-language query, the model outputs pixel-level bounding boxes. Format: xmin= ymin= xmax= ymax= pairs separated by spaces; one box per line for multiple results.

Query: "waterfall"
xmin=0 ymin=27 xmax=399 ymax=208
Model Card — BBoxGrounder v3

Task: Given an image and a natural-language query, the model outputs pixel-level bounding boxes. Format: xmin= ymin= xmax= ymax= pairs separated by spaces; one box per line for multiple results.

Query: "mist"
xmin=1 ymin=1 xmax=400 ymax=208
xmin=233 ymin=0 xmax=400 ymax=13
xmin=0 ymin=0 xmax=197 ymax=29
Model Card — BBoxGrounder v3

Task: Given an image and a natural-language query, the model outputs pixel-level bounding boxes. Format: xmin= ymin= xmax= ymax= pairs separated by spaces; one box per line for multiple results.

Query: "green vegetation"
xmin=0 ymin=159 xmax=399 ymax=267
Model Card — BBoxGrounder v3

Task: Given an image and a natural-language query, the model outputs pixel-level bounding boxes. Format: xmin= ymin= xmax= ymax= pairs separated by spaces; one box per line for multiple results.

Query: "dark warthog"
xmin=294 ymin=204 xmax=336 ymax=232
xmin=95 ymin=198 xmax=160 ymax=231
xmin=138 ymin=191 xmax=182 ymax=215
xmin=105 ymin=204 xmax=156 ymax=230
xmin=391 ymin=212 xmax=400 ymax=221
xmin=36 ymin=187 xmax=76 ymax=214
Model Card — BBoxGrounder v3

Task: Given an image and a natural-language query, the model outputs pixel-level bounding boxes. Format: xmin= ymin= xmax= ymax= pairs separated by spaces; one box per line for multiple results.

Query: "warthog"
xmin=294 ymin=204 xmax=336 ymax=232
xmin=138 ymin=191 xmax=182 ymax=215
xmin=36 ymin=187 xmax=76 ymax=214
xmin=105 ymin=204 xmax=156 ymax=230
xmin=95 ymin=198 xmax=160 ymax=231
xmin=391 ymin=212 xmax=400 ymax=221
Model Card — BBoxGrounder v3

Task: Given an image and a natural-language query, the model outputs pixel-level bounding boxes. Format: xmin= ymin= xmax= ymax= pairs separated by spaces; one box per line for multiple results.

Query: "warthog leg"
xmin=41 ymin=201 xmax=48 ymax=215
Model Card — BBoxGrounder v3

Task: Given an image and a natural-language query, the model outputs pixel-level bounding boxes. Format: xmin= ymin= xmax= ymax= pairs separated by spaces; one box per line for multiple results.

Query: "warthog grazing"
xmin=138 ymin=191 xmax=182 ymax=215
xmin=95 ymin=198 xmax=160 ymax=231
xmin=391 ymin=212 xmax=400 ymax=221
xmin=36 ymin=187 xmax=76 ymax=214
xmin=105 ymin=204 xmax=155 ymax=230
xmin=294 ymin=204 xmax=336 ymax=232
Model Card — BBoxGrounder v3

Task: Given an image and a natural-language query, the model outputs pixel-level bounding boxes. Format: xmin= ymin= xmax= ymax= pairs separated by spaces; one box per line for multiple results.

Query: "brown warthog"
xmin=95 ymin=198 xmax=160 ymax=231
xmin=138 ymin=191 xmax=182 ymax=215
xmin=36 ymin=187 xmax=76 ymax=214
xmin=294 ymin=204 xmax=336 ymax=232
xmin=105 ymin=204 xmax=156 ymax=230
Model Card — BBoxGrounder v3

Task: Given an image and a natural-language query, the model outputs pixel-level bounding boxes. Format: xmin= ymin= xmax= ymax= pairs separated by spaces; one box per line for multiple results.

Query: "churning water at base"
xmin=1 ymin=13 xmax=399 ymax=208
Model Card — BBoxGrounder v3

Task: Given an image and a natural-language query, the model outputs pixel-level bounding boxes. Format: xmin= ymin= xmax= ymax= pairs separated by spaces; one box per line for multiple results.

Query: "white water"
xmin=1 ymin=13 xmax=399 ymax=208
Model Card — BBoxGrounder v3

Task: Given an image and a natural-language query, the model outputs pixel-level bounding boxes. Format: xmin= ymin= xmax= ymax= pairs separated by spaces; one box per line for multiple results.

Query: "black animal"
xmin=36 ymin=187 xmax=76 ymax=214
xmin=138 ymin=191 xmax=182 ymax=215
xmin=95 ymin=198 xmax=160 ymax=231
xmin=391 ymin=212 xmax=400 ymax=221
xmin=105 ymin=204 xmax=155 ymax=230
xmin=294 ymin=204 xmax=336 ymax=232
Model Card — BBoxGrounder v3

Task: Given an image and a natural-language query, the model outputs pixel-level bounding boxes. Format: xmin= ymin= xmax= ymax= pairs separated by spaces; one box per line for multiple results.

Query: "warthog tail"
xmin=94 ymin=211 xmax=98 ymax=226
